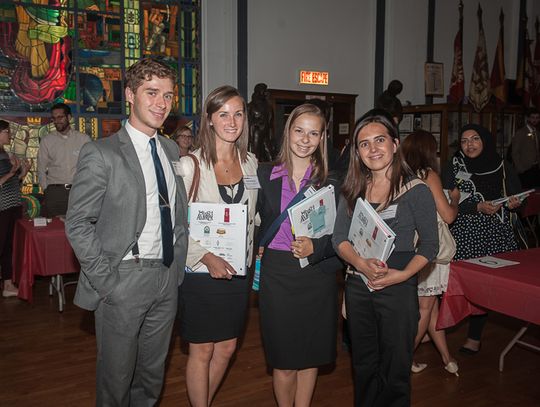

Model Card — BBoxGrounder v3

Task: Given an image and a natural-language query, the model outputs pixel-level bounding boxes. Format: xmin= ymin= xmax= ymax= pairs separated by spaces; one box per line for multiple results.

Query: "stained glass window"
xmin=0 ymin=0 xmax=201 ymax=190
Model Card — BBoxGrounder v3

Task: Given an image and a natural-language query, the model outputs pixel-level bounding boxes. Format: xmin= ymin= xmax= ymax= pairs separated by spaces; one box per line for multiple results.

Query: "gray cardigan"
xmin=332 ymin=182 xmax=439 ymax=267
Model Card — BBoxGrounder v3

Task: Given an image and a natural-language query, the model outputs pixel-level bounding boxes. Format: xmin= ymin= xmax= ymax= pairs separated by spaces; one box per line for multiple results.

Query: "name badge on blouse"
xmin=379 ymin=204 xmax=397 ymax=220
xmin=455 ymin=171 xmax=471 ymax=181
xmin=243 ymin=175 xmax=261 ymax=189
xmin=171 ymin=161 xmax=183 ymax=176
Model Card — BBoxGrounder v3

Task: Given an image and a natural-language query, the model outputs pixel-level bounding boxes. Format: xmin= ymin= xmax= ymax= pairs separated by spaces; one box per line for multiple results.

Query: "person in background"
xmin=66 ymin=58 xmax=189 ymax=405
xmin=172 ymin=124 xmax=194 ymax=157
xmin=333 ymin=109 xmax=438 ymax=407
xmin=511 ymin=107 xmax=540 ymax=188
xmin=37 ymin=103 xmax=91 ymax=217
xmin=400 ymin=130 xmax=459 ymax=376
xmin=257 ymin=103 xmax=339 ymax=407
xmin=178 ymin=85 xmax=258 ymax=407
xmin=0 ymin=120 xmax=30 ymax=298
xmin=442 ymin=124 xmax=522 ymax=355
xmin=375 ymin=80 xmax=404 ymax=124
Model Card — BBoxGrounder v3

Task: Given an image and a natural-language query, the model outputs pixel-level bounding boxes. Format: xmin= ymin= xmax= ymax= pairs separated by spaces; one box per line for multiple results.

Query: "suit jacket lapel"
xmin=118 ymin=128 xmax=145 ymax=191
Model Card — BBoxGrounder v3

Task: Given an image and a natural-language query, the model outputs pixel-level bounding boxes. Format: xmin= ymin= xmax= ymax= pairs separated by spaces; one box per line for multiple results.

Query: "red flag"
xmin=490 ymin=9 xmax=507 ymax=106
xmin=448 ymin=1 xmax=464 ymax=104
xmin=468 ymin=4 xmax=490 ymax=112
xmin=532 ymin=18 xmax=540 ymax=108
xmin=516 ymin=19 xmax=534 ymax=107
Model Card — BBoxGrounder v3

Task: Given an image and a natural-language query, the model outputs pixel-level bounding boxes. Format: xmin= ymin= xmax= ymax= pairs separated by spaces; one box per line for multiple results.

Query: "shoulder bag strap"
xmin=259 ymin=184 xmax=310 ymax=248
xmin=375 ymin=178 xmax=425 ymax=211
xmin=186 ymin=153 xmax=200 ymax=202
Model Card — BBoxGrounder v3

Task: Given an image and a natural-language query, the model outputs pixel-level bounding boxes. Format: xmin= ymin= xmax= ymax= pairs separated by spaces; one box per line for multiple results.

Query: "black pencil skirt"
xmin=259 ymin=248 xmax=338 ymax=370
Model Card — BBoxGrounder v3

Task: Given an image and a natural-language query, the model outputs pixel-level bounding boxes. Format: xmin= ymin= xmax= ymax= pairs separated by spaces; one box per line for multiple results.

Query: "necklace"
xmin=220 ymin=157 xmax=237 ymax=173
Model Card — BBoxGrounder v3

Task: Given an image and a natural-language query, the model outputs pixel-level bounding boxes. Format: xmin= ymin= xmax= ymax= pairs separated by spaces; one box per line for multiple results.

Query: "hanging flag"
xmin=469 ymin=4 xmax=490 ymax=112
xmin=532 ymin=18 xmax=540 ymax=108
xmin=516 ymin=17 xmax=534 ymax=107
xmin=490 ymin=9 xmax=507 ymax=106
xmin=448 ymin=0 xmax=464 ymax=104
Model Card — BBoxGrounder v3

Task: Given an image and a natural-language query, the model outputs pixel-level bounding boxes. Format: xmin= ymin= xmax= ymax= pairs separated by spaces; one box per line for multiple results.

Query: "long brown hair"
xmin=276 ymin=103 xmax=328 ymax=186
xmin=195 ymin=85 xmax=249 ymax=166
xmin=342 ymin=109 xmax=413 ymax=212
xmin=400 ymin=129 xmax=439 ymax=180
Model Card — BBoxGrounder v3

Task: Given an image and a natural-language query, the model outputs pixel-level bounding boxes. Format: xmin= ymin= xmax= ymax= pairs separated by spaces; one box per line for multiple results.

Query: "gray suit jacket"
xmin=66 ymin=127 xmax=189 ymax=311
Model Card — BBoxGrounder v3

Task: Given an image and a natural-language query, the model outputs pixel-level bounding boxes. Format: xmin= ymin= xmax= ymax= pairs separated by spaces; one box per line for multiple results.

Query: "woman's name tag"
xmin=379 ymin=204 xmax=397 ymax=220
xmin=243 ymin=175 xmax=261 ymax=189
xmin=171 ymin=161 xmax=183 ymax=176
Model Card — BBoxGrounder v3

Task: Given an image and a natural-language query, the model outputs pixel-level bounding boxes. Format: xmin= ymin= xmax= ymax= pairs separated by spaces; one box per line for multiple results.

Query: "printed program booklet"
xmin=188 ymin=202 xmax=248 ymax=275
xmin=287 ymin=185 xmax=336 ymax=268
xmin=348 ymin=198 xmax=396 ymax=290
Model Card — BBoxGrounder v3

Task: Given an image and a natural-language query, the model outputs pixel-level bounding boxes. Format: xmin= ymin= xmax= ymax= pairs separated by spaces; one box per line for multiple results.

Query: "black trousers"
xmin=346 ymin=274 xmax=419 ymax=407
xmin=43 ymin=185 xmax=70 ymax=217
xmin=0 ymin=206 xmax=21 ymax=281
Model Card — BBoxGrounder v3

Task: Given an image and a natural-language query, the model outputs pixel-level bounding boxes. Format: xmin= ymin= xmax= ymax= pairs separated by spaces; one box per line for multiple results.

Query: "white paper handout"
xmin=491 ymin=189 xmax=535 ymax=206
xmin=463 ymin=256 xmax=520 ymax=268
xmin=188 ymin=202 xmax=248 ymax=275
xmin=287 ymin=185 xmax=337 ymax=268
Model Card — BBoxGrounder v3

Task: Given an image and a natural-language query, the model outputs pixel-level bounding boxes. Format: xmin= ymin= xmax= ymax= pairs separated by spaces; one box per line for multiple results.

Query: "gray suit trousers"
xmin=94 ymin=259 xmax=178 ymax=407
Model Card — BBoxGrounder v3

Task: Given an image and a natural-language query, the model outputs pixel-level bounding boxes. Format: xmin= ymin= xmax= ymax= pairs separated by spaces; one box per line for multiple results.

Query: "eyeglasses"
xmin=460 ymin=135 xmax=482 ymax=145
xmin=179 ymin=134 xmax=193 ymax=139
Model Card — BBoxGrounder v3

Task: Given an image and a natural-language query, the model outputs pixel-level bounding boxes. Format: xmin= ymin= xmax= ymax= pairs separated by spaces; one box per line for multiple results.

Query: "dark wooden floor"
xmin=1 ymin=276 xmax=539 ymax=407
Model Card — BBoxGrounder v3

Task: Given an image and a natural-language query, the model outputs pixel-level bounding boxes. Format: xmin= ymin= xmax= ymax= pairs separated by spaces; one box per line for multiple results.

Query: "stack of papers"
xmin=287 ymin=185 xmax=337 ymax=267
xmin=348 ymin=198 xmax=396 ymax=263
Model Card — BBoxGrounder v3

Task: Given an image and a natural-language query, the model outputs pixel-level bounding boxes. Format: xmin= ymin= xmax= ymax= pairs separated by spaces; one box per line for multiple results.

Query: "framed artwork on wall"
xmin=424 ymin=62 xmax=444 ymax=96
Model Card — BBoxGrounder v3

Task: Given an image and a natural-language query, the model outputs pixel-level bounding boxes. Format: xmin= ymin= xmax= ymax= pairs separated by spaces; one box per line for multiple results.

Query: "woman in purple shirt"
xmin=256 ymin=104 xmax=340 ymax=406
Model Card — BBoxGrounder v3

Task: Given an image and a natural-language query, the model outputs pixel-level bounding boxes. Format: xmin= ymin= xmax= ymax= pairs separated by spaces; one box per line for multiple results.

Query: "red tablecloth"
xmin=437 ymin=248 xmax=540 ymax=330
xmin=522 ymin=191 xmax=540 ymax=218
xmin=12 ymin=218 xmax=79 ymax=302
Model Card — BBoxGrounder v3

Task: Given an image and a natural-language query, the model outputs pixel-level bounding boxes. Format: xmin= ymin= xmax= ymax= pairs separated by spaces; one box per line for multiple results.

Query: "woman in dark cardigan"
xmin=332 ymin=109 xmax=438 ymax=407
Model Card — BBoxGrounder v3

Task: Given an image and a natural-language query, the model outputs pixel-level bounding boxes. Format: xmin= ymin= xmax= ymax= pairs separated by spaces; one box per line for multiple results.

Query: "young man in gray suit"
xmin=66 ymin=58 xmax=188 ymax=406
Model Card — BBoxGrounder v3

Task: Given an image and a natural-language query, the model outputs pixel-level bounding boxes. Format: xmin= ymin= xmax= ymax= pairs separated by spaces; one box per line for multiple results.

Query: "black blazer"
xmin=256 ymin=162 xmax=342 ymax=270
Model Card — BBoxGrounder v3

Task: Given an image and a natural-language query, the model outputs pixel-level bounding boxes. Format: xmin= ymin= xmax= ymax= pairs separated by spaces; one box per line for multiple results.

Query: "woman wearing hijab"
xmin=442 ymin=124 xmax=522 ymax=355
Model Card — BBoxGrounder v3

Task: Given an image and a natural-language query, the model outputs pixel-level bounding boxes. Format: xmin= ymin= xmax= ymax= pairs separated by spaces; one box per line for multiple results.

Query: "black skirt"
xmin=178 ymin=272 xmax=250 ymax=343
xmin=259 ymin=248 xmax=338 ymax=369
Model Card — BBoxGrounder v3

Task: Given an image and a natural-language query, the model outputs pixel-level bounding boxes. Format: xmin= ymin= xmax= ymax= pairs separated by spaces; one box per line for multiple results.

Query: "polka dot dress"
xmin=448 ymin=157 xmax=518 ymax=261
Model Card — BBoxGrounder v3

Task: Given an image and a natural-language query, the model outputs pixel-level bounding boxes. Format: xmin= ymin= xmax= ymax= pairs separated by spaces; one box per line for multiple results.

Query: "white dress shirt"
xmin=123 ymin=121 xmax=177 ymax=260
xmin=37 ymin=128 xmax=91 ymax=189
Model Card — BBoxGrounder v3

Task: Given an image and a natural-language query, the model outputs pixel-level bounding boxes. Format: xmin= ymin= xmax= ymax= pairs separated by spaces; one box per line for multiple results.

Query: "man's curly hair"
xmin=125 ymin=58 xmax=177 ymax=93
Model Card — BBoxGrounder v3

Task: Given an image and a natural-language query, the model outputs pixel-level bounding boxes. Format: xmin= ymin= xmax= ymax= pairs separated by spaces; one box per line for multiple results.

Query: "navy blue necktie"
xmin=149 ymin=138 xmax=174 ymax=267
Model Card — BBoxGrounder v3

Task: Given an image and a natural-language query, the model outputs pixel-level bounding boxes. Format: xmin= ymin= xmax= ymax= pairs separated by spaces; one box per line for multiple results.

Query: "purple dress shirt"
xmin=268 ymin=163 xmax=313 ymax=251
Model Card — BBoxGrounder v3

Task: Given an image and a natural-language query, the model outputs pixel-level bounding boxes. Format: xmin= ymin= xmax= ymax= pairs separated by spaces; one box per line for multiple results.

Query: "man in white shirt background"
xmin=37 ymin=103 xmax=91 ymax=217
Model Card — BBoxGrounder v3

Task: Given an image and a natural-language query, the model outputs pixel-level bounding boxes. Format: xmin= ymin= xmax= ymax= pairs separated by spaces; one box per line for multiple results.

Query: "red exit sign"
xmin=299 ymin=70 xmax=329 ymax=85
